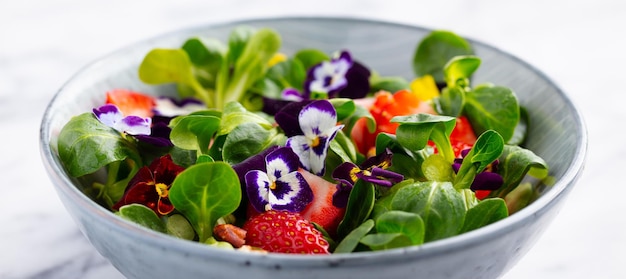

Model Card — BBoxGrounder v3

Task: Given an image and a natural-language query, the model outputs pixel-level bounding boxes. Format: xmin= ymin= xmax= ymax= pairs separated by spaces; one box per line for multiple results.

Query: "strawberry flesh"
xmin=243 ymin=210 xmax=330 ymax=254
xmin=297 ymin=169 xmax=346 ymax=236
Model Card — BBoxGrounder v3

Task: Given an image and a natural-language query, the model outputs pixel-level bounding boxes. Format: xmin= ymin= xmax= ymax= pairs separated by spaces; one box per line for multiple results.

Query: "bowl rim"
xmin=40 ymin=15 xmax=588 ymax=264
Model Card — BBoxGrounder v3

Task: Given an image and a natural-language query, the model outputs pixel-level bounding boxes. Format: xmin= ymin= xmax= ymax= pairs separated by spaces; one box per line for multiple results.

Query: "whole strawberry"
xmin=242 ymin=210 xmax=330 ymax=254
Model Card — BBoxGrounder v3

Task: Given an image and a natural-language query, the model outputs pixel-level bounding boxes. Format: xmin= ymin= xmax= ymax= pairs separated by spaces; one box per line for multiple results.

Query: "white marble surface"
xmin=0 ymin=0 xmax=621 ymax=278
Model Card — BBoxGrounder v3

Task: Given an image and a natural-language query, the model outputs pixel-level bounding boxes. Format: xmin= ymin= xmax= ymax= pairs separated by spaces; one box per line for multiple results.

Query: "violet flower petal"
xmin=337 ymin=61 xmax=371 ymax=99
xmin=245 ymin=170 xmax=272 ymax=212
xmin=304 ymin=51 xmax=353 ymax=97
xmin=332 ymin=162 xmax=359 ymax=188
xmin=117 ymin=116 xmax=152 ymax=135
xmin=245 ymin=147 xmax=312 ymax=213
xmin=281 ymin=88 xmax=305 ymax=102
xmin=470 ymin=172 xmax=504 ymax=191
xmin=265 ymin=146 xmax=301 ymax=180
xmin=270 ymin=172 xmax=312 ymax=212
xmin=93 ymin=104 xmax=123 ymax=127
xmin=134 ymin=122 xmax=173 ymax=147
xmin=93 ymin=104 xmax=151 ymax=135
xmin=332 ymin=184 xmax=352 ymax=208
xmin=274 ymin=100 xmax=313 ymax=137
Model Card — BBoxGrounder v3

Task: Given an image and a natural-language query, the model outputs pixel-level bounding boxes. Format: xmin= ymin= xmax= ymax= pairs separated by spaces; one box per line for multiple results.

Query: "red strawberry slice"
xmin=298 ymin=168 xmax=346 ymax=236
xmin=450 ymin=116 xmax=477 ymax=157
xmin=105 ymin=89 xmax=156 ymax=118
xmin=242 ymin=210 xmax=330 ymax=254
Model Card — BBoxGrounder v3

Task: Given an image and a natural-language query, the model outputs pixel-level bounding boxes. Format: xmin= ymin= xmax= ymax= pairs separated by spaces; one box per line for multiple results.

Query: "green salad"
xmin=56 ymin=26 xmax=550 ymax=254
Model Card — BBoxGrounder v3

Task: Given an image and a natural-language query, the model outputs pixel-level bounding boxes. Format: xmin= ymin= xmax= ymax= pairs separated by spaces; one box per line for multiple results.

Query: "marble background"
xmin=1 ymin=0 xmax=622 ymax=278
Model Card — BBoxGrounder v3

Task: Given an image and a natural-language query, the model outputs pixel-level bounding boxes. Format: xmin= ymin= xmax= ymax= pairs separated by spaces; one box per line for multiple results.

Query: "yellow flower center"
xmin=269 ymin=181 xmax=277 ymax=190
xmin=155 ymin=183 xmax=169 ymax=198
xmin=349 ymin=167 xmax=361 ymax=182
xmin=311 ymin=136 xmax=320 ymax=148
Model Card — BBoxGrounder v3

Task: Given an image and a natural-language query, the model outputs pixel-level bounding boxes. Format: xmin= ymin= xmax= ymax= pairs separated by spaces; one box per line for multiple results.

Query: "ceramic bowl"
xmin=40 ymin=17 xmax=587 ymax=279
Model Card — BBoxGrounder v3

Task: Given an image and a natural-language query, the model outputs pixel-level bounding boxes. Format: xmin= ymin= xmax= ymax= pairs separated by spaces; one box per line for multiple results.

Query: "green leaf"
xmin=360 ymin=233 xmax=412 ymax=251
xmin=138 ymin=48 xmax=211 ymax=106
xmin=391 ymin=181 xmax=466 ymax=242
xmin=218 ymin=28 xmax=282 ymax=108
xmin=453 ymin=130 xmax=504 ymax=190
xmin=375 ymin=210 xmax=425 ymax=245
xmin=218 ymin=102 xmax=272 ymax=135
xmin=375 ymin=133 xmax=427 ymax=181
xmin=222 ymin=123 xmax=284 ymax=165
xmin=169 ymin=114 xmax=221 ymax=154
xmin=508 ymin=106 xmax=529 ymax=146
xmin=337 ymin=180 xmax=376 ymax=240
xmin=459 ymin=198 xmax=508 ymax=234
xmin=464 ymin=84 xmax=520 ymax=142
xmin=436 ymin=84 xmax=466 ymax=117
xmin=169 ymin=162 xmax=241 ymax=242
xmin=265 ymin=58 xmax=307 ymax=92
xmin=118 ymin=204 xmax=167 ymax=233
xmin=343 ymin=104 xmax=376 ymax=136
xmin=372 ymin=179 xmax=415 ymax=220
xmin=165 ymin=214 xmax=196 ymax=240
xmin=421 ymin=154 xmax=454 ymax=182
xmin=334 ymin=219 xmax=375 ymax=253
xmin=181 ymin=37 xmax=226 ymax=87
xmin=369 ymin=73 xmax=410 ymax=93
xmin=330 ymin=98 xmax=357 ymax=122
xmin=490 ymin=145 xmax=549 ymax=198
xmin=57 ymin=113 xmax=141 ymax=177
xmin=329 ymin=130 xmax=358 ymax=163
xmin=182 ymin=37 xmax=226 ymax=71
xmin=413 ymin=30 xmax=474 ymax=83
xmin=294 ymin=48 xmax=330 ymax=70
xmin=392 ymin=113 xmax=456 ymax=162
xmin=444 ymin=55 xmax=481 ymax=89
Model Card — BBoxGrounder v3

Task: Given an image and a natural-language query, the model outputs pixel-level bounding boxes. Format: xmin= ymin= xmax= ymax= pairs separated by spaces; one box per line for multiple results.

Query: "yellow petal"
xmin=268 ymin=53 xmax=287 ymax=67
xmin=410 ymin=75 xmax=439 ymax=101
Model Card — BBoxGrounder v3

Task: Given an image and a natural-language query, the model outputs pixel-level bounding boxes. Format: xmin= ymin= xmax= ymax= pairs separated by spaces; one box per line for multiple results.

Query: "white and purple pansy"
xmin=303 ymin=50 xmax=370 ymax=99
xmin=245 ymin=147 xmax=313 ymax=213
xmin=93 ymin=104 xmax=151 ymax=136
xmin=306 ymin=51 xmax=352 ymax=98
xmin=286 ymin=100 xmax=344 ymax=176
xmin=153 ymin=97 xmax=206 ymax=117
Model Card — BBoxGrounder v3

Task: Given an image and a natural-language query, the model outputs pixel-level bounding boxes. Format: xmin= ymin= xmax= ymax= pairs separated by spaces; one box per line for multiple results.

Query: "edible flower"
xmin=332 ymin=149 xmax=403 ymax=207
xmin=153 ymin=97 xmax=206 ymax=117
xmin=245 ymin=147 xmax=313 ymax=213
xmin=452 ymin=149 xmax=503 ymax=196
xmin=301 ymin=50 xmax=370 ymax=100
xmin=285 ymin=100 xmax=344 ymax=175
xmin=93 ymin=104 xmax=151 ymax=136
xmin=112 ymin=154 xmax=185 ymax=216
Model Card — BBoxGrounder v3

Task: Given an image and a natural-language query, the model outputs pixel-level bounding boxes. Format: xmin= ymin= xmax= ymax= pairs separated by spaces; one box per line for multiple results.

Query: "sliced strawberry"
xmin=297 ymin=169 xmax=346 ymax=236
xmin=243 ymin=210 xmax=330 ymax=254
xmin=450 ymin=116 xmax=477 ymax=157
xmin=105 ymin=89 xmax=156 ymax=118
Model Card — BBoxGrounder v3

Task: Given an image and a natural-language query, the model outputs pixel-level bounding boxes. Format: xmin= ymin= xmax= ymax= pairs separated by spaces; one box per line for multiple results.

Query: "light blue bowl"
xmin=40 ymin=17 xmax=587 ymax=279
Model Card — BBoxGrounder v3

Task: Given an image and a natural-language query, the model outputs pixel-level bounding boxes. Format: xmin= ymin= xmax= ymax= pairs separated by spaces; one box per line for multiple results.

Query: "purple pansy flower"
xmin=285 ymin=100 xmax=344 ymax=176
xmin=452 ymin=149 xmax=504 ymax=191
xmin=303 ymin=50 xmax=370 ymax=99
xmin=93 ymin=104 xmax=151 ymax=136
xmin=332 ymin=149 xmax=404 ymax=207
xmin=245 ymin=147 xmax=313 ymax=213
